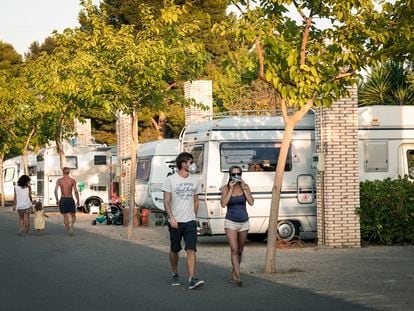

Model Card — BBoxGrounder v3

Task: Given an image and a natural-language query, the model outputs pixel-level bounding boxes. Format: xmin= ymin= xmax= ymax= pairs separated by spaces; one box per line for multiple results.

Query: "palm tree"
xmin=358 ymin=61 xmax=414 ymax=106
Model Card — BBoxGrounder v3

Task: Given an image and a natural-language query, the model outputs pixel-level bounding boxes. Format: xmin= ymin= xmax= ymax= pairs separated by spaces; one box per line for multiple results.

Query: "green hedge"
xmin=358 ymin=177 xmax=414 ymax=244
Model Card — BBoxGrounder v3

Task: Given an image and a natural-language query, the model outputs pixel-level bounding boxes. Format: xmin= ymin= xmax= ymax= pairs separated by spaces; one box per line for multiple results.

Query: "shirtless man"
xmin=54 ymin=167 xmax=80 ymax=236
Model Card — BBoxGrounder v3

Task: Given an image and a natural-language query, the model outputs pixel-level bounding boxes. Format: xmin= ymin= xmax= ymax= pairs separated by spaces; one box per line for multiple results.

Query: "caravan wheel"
xmin=83 ymin=198 xmax=101 ymax=214
xmin=277 ymin=221 xmax=299 ymax=241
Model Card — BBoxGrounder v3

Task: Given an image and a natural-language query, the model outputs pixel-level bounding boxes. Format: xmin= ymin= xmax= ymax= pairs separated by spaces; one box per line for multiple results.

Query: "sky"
xmin=0 ymin=0 xmax=318 ymax=57
xmin=0 ymin=0 xmax=100 ymax=56
xmin=0 ymin=0 xmax=387 ymax=57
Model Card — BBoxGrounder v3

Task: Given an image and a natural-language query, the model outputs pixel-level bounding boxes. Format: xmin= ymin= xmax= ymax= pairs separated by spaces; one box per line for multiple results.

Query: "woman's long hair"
xmin=17 ymin=175 xmax=31 ymax=188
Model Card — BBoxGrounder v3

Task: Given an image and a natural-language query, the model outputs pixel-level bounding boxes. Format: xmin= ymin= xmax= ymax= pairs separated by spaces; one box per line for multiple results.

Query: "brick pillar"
xmin=315 ymin=86 xmax=361 ymax=247
xmin=74 ymin=118 xmax=92 ymax=146
xmin=116 ymin=112 xmax=132 ymax=203
xmin=184 ymin=80 xmax=213 ymax=125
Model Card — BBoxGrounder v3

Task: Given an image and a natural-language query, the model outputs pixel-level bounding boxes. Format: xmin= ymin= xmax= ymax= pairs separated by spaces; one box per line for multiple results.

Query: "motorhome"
xmin=180 ymin=112 xmax=316 ymax=241
xmin=36 ymin=145 xmax=118 ymax=213
xmin=1 ymin=155 xmax=37 ymax=202
xmin=135 ymin=139 xmax=180 ymax=211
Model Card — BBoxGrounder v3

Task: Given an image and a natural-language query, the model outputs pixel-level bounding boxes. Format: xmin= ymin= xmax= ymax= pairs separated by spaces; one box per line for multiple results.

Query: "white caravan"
xmin=36 ymin=145 xmax=118 ymax=212
xmin=1 ymin=155 xmax=37 ymax=202
xmin=135 ymin=139 xmax=180 ymax=211
xmin=358 ymin=105 xmax=414 ymax=181
xmin=180 ymin=112 xmax=316 ymax=241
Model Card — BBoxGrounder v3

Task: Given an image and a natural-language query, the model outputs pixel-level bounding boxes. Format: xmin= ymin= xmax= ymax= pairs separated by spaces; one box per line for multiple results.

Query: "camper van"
xmin=1 ymin=155 xmax=37 ymax=202
xmin=358 ymin=105 xmax=414 ymax=181
xmin=180 ymin=112 xmax=317 ymax=241
xmin=36 ymin=145 xmax=118 ymax=212
xmin=135 ymin=139 xmax=180 ymax=211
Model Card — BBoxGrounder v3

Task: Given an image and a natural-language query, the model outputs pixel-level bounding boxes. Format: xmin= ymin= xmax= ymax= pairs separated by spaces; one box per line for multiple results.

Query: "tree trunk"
xmin=128 ymin=108 xmax=139 ymax=240
xmin=22 ymin=150 xmax=29 ymax=175
xmin=0 ymin=155 xmax=4 ymax=208
xmin=150 ymin=112 xmax=166 ymax=140
xmin=264 ymin=121 xmax=295 ymax=273
xmin=56 ymin=119 xmax=66 ymax=169
xmin=22 ymin=128 xmax=36 ymax=175
xmin=158 ymin=111 xmax=167 ymax=139
xmin=264 ymin=102 xmax=313 ymax=274
xmin=56 ymin=140 xmax=66 ymax=170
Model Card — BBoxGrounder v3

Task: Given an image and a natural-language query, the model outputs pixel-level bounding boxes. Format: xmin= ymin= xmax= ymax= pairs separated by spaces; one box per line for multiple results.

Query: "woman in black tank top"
xmin=221 ymin=166 xmax=254 ymax=287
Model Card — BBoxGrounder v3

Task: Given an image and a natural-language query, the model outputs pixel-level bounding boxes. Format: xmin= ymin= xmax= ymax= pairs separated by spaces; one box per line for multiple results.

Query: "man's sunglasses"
xmin=230 ymin=173 xmax=241 ymax=177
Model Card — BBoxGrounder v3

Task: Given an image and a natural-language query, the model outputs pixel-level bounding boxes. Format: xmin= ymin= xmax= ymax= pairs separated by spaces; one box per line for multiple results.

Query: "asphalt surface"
xmin=1 ymin=207 xmax=413 ymax=311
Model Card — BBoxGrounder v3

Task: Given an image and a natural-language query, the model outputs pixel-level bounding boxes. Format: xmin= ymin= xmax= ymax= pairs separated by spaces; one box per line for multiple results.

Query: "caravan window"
xmin=407 ymin=150 xmax=414 ymax=179
xmin=28 ymin=166 xmax=36 ymax=177
xmin=137 ymin=158 xmax=151 ymax=182
xmin=65 ymin=156 xmax=78 ymax=169
xmin=220 ymin=142 xmax=292 ymax=172
xmin=182 ymin=144 xmax=203 ymax=174
xmin=364 ymin=141 xmax=388 ymax=172
xmin=3 ymin=168 xmax=15 ymax=182
xmin=94 ymin=155 xmax=107 ymax=165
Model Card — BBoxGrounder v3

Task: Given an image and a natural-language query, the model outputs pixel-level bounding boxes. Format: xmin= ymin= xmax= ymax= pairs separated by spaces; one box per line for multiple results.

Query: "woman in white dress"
xmin=13 ymin=175 xmax=33 ymax=236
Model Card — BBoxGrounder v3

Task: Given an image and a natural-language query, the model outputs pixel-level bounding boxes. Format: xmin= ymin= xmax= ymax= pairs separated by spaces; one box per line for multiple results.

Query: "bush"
xmin=358 ymin=177 xmax=414 ymax=244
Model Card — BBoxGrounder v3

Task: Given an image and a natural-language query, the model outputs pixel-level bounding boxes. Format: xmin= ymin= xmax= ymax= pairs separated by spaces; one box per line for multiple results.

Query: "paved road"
xmin=1 ymin=208 xmax=413 ymax=311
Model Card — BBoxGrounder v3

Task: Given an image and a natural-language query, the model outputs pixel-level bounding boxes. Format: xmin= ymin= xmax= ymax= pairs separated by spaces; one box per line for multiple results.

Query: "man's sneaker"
xmin=171 ymin=273 xmax=181 ymax=286
xmin=188 ymin=277 xmax=205 ymax=290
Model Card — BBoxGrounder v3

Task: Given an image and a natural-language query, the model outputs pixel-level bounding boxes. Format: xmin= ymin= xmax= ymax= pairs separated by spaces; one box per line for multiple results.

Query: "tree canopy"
xmin=0 ymin=41 xmax=22 ymax=76
xmin=96 ymin=0 xmax=241 ymax=141
xmin=217 ymin=0 xmax=395 ymax=273
xmin=379 ymin=0 xmax=414 ymax=63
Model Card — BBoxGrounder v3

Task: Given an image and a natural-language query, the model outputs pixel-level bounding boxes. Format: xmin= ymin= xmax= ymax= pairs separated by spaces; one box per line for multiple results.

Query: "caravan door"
xmin=400 ymin=144 xmax=414 ymax=180
xmin=48 ymin=176 xmax=61 ymax=205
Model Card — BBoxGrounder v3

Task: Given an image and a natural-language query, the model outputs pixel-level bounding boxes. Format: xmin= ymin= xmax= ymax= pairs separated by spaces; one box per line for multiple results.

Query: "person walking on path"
xmin=162 ymin=152 xmax=205 ymax=290
xmin=12 ymin=175 xmax=33 ymax=236
xmin=33 ymin=201 xmax=48 ymax=235
xmin=220 ymin=165 xmax=254 ymax=287
xmin=54 ymin=167 xmax=80 ymax=236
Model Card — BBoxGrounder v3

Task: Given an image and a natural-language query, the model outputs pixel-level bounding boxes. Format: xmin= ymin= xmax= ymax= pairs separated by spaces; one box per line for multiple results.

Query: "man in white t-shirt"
xmin=162 ymin=152 xmax=204 ymax=290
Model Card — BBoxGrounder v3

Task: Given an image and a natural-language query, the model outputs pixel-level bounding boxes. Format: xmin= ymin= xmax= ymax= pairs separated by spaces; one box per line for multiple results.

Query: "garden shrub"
xmin=358 ymin=176 xmax=414 ymax=244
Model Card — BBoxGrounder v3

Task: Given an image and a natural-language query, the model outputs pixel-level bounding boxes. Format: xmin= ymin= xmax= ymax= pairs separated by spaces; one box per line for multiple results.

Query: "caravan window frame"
xmin=94 ymin=155 xmax=107 ymax=165
xmin=136 ymin=157 xmax=151 ymax=182
xmin=219 ymin=142 xmax=292 ymax=172
xmin=65 ymin=156 xmax=78 ymax=169
xmin=182 ymin=144 xmax=204 ymax=174
xmin=28 ymin=166 xmax=36 ymax=177
xmin=3 ymin=167 xmax=15 ymax=182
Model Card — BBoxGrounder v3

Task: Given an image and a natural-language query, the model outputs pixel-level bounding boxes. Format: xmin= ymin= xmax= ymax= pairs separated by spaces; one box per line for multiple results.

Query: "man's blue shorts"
xmin=59 ymin=197 xmax=76 ymax=214
xmin=168 ymin=220 xmax=197 ymax=253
